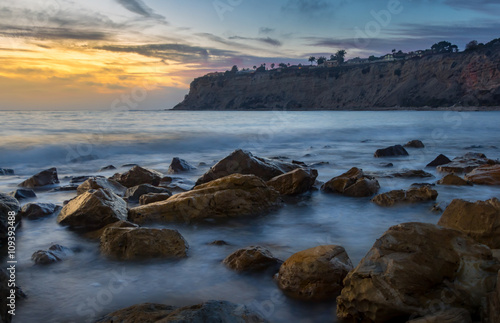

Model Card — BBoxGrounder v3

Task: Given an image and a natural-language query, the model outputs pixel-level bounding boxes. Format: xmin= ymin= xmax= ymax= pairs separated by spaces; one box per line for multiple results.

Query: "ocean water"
xmin=1 ymin=110 xmax=500 ymax=323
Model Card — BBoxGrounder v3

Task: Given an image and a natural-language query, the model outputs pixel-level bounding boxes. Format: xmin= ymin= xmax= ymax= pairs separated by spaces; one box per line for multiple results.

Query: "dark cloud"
xmin=0 ymin=24 xmax=111 ymax=40
xmin=228 ymin=36 xmax=282 ymax=46
xmin=115 ymin=0 xmax=165 ymax=19
xmin=259 ymin=27 xmax=275 ymax=34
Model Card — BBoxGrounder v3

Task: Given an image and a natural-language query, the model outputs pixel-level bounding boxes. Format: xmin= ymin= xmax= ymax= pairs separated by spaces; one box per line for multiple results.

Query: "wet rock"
xmin=84 ymin=220 xmax=138 ymax=240
xmin=121 ymin=163 xmax=138 ymax=167
xmin=111 ymin=165 xmax=163 ymax=188
xmin=198 ymin=162 xmax=207 ymax=166
xmin=129 ymin=174 xmax=281 ymax=224
xmin=19 ymin=203 xmax=61 ymax=220
xmin=100 ymin=227 xmax=188 ymax=260
xmin=1 ymin=269 xmax=26 ymax=323
xmin=125 ymin=184 xmax=171 ymax=202
xmin=276 ymin=245 xmax=353 ymax=301
xmin=310 ymin=161 xmax=330 ymax=167
xmin=266 ymin=168 xmax=318 ymax=196
xmin=487 ymin=270 xmax=500 ymax=323
xmin=0 ymin=168 xmax=14 ymax=175
xmin=380 ymin=163 xmax=393 ymax=168
xmin=99 ymin=165 xmax=116 ymax=172
xmin=0 ymin=193 xmax=20 ymax=241
xmin=223 ymin=246 xmax=282 ymax=273
xmin=438 ymin=198 xmax=500 ymax=249
xmin=407 ymin=308 xmax=472 ymax=323
xmin=209 ymin=240 xmax=229 ymax=246
xmin=57 ymin=189 xmax=128 ymax=230
xmin=167 ymin=157 xmax=196 ymax=174
xmin=139 ymin=193 xmax=172 ymax=205
xmin=69 ymin=175 xmax=94 ymax=184
xmin=437 ymin=152 xmax=495 ymax=173
xmin=404 ymin=140 xmax=425 ymax=148
xmin=77 ymin=177 xmax=127 ymax=196
xmin=392 ymin=169 xmax=433 ymax=178
xmin=160 ymin=176 xmax=173 ymax=184
xmin=95 ymin=300 xmax=267 ymax=323
xmin=321 ymin=167 xmax=380 ymax=197
xmin=9 ymin=188 xmax=36 ymax=200
xmin=426 ymin=154 xmax=452 ymax=167
xmin=18 ymin=167 xmax=59 ymax=188
xmin=465 ymin=164 xmax=500 ymax=185
xmin=374 ymin=145 xmax=409 ymax=158
xmin=195 ymin=149 xmax=300 ymax=186
xmin=372 ymin=186 xmax=438 ymax=207
xmin=336 ymin=222 xmax=500 ymax=323
xmin=31 ymin=244 xmax=71 ymax=265
xmin=50 ymin=185 xmax=78 ymax=192
xmin=437 ymin=174 xmax=472 ymax=186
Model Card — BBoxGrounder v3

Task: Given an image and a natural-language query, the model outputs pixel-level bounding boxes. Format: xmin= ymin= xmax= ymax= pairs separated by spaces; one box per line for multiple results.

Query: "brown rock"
xmin=139 ymin=193 xmax=172 ymax=205
xmin=77 ymin=177 xmax=127 ymax=196
xmin=437 ymin=174 xmax=472 ymax=186
xmin=437 ymin=152 xmax=494 ymax=174
xmin=266 ymin=168 xmax=318 ymax=195
xmin=487 ymin=270 xmax=500 ymax=323
xmin=465 ymin=164 xmax=500 ymax=185
xmin=404 ymin=140 xmax=425 ymax=148
xmin=129 ymin=174 xmax=281 ymax=224
xmin=321 ymin=167 xmax=380 ymax=197
xmin=336 ymin=222 xmax=500 ymax=323
xmin=167 ymin=157 xmax=195 ymax=174
xmin=84 ymin=220 xmax=138 ymax=240
xmin=125 ymin=184 xmax=171 ymax=202
xmin=276 ymin=245 xmax=353 ymax=301
xmin=111 ymin=165 xmax=162 ymax=188
xmin=372 ymin=186 xmax=438 ymax=207
xmin=407 ymin=308 xmax=472 ymax=323
xmin=31 ymin=244 xmax=71 ymax=265
xmin=18 ymin=167 xmax=59 ymax=188
xmin=438 ymin=198 xmax=500 ymax=249
xmin=57 ymin=189 xmax=128 ymax=230
xmin=223 ymin=246 xmax=282 ymax=273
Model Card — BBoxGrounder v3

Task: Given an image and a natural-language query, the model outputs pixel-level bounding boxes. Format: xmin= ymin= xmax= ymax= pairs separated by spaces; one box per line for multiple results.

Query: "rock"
xmin=0 ymin=193 xmax=20 ymax=241
xmin=77 ymin=177 xmax=127 ymax=196
xmin=167 ymin=157 xmax=196 ymax=174
xmin=0 ymin=168 xmax=14 ymax=175
xmin=321 ymin=167 xmax=380 ymax=197
xmin=404 ymin=140 xmax=425 ymax=148
xmin=465 ymin=164 xmax=500 ymax=185
xmin=437 ymin=152 xmax=495 ymax=173
xmin=1 ymin=269 xmax=26 ymax=323
xmin=487 ymin=270 xmax=500 ymax=323
xmin=100 ymin=227 xmax=188 ymax=260
xmin=374 ymin=145 xmax=409 ymax=158
xmin=139 ymin=193 xmax=172 ymax=205
xmin=18 ymin=167 xmax=59 ymax=188
xmin=392 ymin=169 xmax=433 ymax=178
xmin=380 ymin=163 xmax=393 ymax=168
xmin=372 ymin=186 xmax=438 ymax=207
xmin=336 ymin=222 xmax=500 ymax=323
xmin=276 ymin=245 xmax=353 ymax=301
xmin=437 ymin=174 xmax=472 ymax=186
xmin=122 ymin=163 xmax=139 ymax=167
xmin=69 ymin=155 xmax=98 ymax=163
xmin=9 ymin=189 xmax=36 ymax=200
xmin=99 ymin=165 xmax=116 ymax=172
xmin=438 ymin=198 xmax=500 ymax=249
xmin=427 ymin=154 xmax=452 ymax=167
xmin=195 ymin=149 xmax=300 ymax=186
xmin=111 ymin=166 xmax=163 ymax=188
xmin=129 ymin=174 xmax=281 ymax=224
xmin=31 ymin=244 xmax=71 ymax=265
xmin=266 ymin=168 xmax=318 ymax=195
xmin=209 ymin=240 xmax=229 ymax=246
xmin=407 ymin=308 xmax=472 ymax=323
xmin=95 ymin=300 xmax=267 ymax=323
xmin=57 ymin=189 xmax=128 ymax=230
xmin=69 ymin=175 xmax=94 ymax=184
xmin=50 ymin=185 xmax=79 ymax=192
xmin=19 ymin=203 xmax=61 ymax=220
xmin=125 ymin=184 xmax=171 ymax=202
xmin=223 ymin=246 xmax=282 ymax=273
xmin=84 ymin=220 xmax=138 ymax=240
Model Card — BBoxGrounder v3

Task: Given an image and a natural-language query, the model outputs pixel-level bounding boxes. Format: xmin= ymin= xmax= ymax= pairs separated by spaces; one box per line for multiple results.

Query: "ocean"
xmin=1 ymin=110 xmax=500 ymax=322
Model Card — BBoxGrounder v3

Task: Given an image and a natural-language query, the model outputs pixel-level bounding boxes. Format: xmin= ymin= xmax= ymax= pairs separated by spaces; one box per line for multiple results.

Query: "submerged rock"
xmin=336 ymin=222 xmax=500 ymax=322
xmin=437 ymin=152 xmax=494 ymax=173
xmin=69 ymin=175 xmax=94 ymax=184
xmin=404 ymin=140 xmax=425 ymax=148
xmin=77 ymin=177 xmax=127 ymax=196
xmin=321 ymin=167 xmax=380 ymax=197
xmin=266 ymin=168 xmax=318 ymax=195
xmin=0 ymin=193 xmax=20 ymax=241
xmin=100 ymin=227 xmax=188 ymax=260
xmin=437 ymin=174 xmax=472 ymax=186
xmin=111 ymin=165 xmax=163 ymax=188
xmin=372 ymin=185 xmax=438 ymax=207
xmin=139 ymin=193 xmax=172 ymax=205
xmin=0 ymin=168 xmax=14 ymax=176
xmin=438 ymin=198 xmax=500 ymax=249
xmin=18 ymin=167 xmax=59 ymax=188
xmin=19 ymin=203 xmax=61 ymax=220
xmin=368 ymin=169 xmax=434 ymax=179
xmin=57 ymin=189 xmax=128 ymax=230
xmin=167 ymin=157 xmax=196 ymax=174
xmin=223 ymin=246 xmax=282 ymax=273
xmin=31 ymin=244 xmax=71 ymax=265
xmin=99 ymin=165 xmax=116 ymax=172
xmin=9 ymin=188 xmax=36 ymax=200
xmin=276 ymin=245 xmax=353 ymax=301
xmin=426 ymin=154 xmax=452 ymax=167
xmin=374 ymin=145 xmax=409 ymax=158
xmin=465 ymin=164 xmax=500 ymax=185
xmin=125 ymin=184 xmax=171 ymax=202
xmin=129 ymin=174 xmax=281 ymax=224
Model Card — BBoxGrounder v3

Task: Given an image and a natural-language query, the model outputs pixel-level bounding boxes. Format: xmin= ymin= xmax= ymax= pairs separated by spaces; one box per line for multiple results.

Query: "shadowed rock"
xmin=223 ymin=246 xmax=282 ymax=273
xmin=407 ymin=308 xmax=472 ymax=323
xmin=19 ymin=203 xmax=61 ymax=220
xmin=404 ymin=140 xmax=425 ymax=148
xmin=374 ymin=145 xmax=409 ymax=158
xmin=19 ymin=167 xmax=59 ymax=188
xmin=0 ymin=193 xmax=20 ymax=241
xmin=139 ymin=193 xmax=172 ymax=205
xmin=125 ymin=184 xmax=171 ymax=202
xmin=111 ymin=166 xmax=163 ymax=188
xmin=266 ymin=168 xmax=318 ymax=195
xmin=321 ymin=167 xmax=380 ymax=197
xmin=77 ymin=177 xmax=127 ymax=196
xmin=372 ymin=186 xmax=438 ymax=207
xmin=426 ymin=154 xmax=452 ymax=167
xmin=9 ymin=188 xmax=36 ymax=200
xmin=0 ymin=168 xmax=14 ymax=176
xmin=167 ymin=157 xmax=196 ymax=174
xmin=32 ymin=244 xmax=71 ymax=265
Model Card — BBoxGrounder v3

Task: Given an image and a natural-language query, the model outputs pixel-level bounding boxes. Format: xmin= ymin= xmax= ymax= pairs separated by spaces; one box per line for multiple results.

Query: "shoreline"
xmin=168 ymin=106 xmax=500 ymax=112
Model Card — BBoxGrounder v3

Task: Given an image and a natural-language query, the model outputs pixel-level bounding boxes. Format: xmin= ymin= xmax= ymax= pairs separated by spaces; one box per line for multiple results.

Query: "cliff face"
xmin=173 ymin=46 xmax=500 ymax=110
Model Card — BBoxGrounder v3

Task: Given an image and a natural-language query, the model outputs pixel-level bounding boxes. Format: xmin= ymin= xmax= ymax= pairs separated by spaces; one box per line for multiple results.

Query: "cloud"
xmin=228 ymin=36 xmax=282 ymax=46
xmin=115 ymin=0 xmax=165 ymax=19
xmin=0 ymin=24 xmax=111 ymax=41
xmin=259 ymin=27 xmax=275 ymax=34
xmin=282 ymin=0 xmax=332 ymax=13
xmin=443 ymin=0 xmax=500 ymax=11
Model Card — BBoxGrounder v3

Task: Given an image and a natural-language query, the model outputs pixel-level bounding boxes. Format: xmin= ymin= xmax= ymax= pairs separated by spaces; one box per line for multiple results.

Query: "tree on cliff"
xmin=431 ymin=41 xmax=459 ymax=53
xmin=271 ymin=63 xmax=275 ymax=69
xmin=308 ymin=56 xmax=316 ymax=65
xmin=317 ymin=56 xmax=327 ymax=65
xmin=335 ymin=50 xmax=347 ymax=64
xmin=465 ymin=40 xmax=480 ymax=51
xmin=230 ymin=65 xmax=238 ymax=73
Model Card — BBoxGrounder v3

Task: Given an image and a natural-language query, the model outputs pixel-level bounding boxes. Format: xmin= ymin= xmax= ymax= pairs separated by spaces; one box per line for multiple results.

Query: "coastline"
xmin=167 ymin=106 xmax=500 ymax=112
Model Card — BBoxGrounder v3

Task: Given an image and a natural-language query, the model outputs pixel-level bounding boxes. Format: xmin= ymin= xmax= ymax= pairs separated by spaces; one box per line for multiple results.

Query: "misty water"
xmin=1 ymin=110 xmax=500 ymax=323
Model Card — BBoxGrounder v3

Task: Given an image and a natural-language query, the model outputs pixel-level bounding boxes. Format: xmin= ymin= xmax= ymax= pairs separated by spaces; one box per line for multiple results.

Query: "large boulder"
xmin=195 ymin=149 xmax=300 ymax=186
xmin=125 ymin=184 xmax=171 ymax=202
xmin=77 ymin=177 xmax=127 ymax=196
xmin=139 ymin=193 xmax=172 ymax=205
xmin=167 ymin=157 xmax=195 ymax=174
xmin=19 ymin=203 xmax=61 ymax=220
xmin=18 ymin=167 xmax=59 ymax=188
xmin=427 ymin=154 xmax=452 ymax=167
xmin=95 ymin=300 xmax=268 ymax=323
xmin=111 ymin=166 xmax=162 ymax=188
xmin=266 ymin=168 xmax=318 ymax=195
xmin=321 ymin=167 xmax=380 ymax=197
xmin=372 ymin=186 xmax=438 ymax=207
xmin=437 ymin=174 xmax=472 ymax=186
xmin=374 ymin=145 xmax=409 ymax=158
xmin=0 ymin=193 xmax=20 ymax=241
xmin=276 ymin=245 xmax=353 ymax=301
xmin=8 ymin=189 xmax=36 ymax=200
xmin=223 ymin=246 xmax=282 ymax=273
xmin=437 ymin=152 xmax=496 ymax=173
xmin=404 ymin=140 xmax=425 ymax=148
xmin=100 ymin=227 xmax=188 ymax=260
xmin=465 ymin=164 xmax=500 ymax=185
xmin=57 ymin=189 xmax=128 ymax=230
xmin=336 ymin=222 xmax=500 ymax=322
xmin=438 ymin=198 xmax=500 ymax=249
xmin=129 ymin=174 xmax=281 ymax=224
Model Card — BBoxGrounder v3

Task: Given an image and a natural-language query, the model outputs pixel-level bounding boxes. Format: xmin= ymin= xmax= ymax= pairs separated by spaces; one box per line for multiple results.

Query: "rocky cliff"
xmin=173 ymin=43 xmax=500 ymax=110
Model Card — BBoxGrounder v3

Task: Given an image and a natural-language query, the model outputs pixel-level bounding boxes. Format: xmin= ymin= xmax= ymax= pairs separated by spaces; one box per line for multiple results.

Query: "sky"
xmin=1 ymin=0 xmax=499 ymax=110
